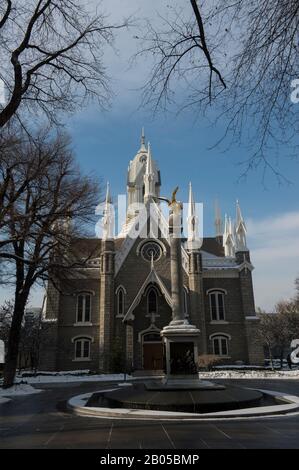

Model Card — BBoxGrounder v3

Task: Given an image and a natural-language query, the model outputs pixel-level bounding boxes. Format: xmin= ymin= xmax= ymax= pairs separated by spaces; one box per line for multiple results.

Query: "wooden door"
xmin=143 ymin=343 xmax=163 ymax=370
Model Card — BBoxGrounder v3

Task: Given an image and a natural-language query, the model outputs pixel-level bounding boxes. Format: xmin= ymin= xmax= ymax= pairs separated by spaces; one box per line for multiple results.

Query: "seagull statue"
xmin=156 ymin=186 xmax=179 ymax=207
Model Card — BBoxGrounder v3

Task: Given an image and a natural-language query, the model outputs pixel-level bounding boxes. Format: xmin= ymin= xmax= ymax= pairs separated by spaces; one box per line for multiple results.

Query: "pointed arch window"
xmin=148 ymin=288 xmax=158 ymax=314
xmin=116 ymin=286 xmax=126 ymax=317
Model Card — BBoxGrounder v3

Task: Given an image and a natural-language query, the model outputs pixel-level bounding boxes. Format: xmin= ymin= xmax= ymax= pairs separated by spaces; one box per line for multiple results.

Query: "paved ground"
xmin=0 ymin=379 xmax=299 ymax=449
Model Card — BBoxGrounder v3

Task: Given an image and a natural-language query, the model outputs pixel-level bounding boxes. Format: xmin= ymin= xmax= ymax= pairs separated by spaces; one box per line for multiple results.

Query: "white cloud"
xmin=247 ymin=211 xmax=299 ymax=311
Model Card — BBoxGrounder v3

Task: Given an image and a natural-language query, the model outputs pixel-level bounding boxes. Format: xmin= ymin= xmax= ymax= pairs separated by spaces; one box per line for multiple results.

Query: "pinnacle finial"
xmin=105 ymin=181 xmax=111 ymax=204
xmin=188 ymin=181 xmax=195 ymax=218
xmin=235 ymin=199 xmax=247 ymax=251
xmin=145 ymin=141 xmax=154 ymax=176
xmin=236 ymin=199 xmax=243 ymax=224
xmin=141 ymin=127 xmax=145 ymax=146
xmin=214 ymin=198 xmax=222 ymax=238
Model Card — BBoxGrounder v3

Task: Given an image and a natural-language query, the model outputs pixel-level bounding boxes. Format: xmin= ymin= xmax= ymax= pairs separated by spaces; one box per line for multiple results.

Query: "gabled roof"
xmin=201 ymin=237 xmax=224 ymax=257
xmin=123 ymin=266 xmax=172 ymax=321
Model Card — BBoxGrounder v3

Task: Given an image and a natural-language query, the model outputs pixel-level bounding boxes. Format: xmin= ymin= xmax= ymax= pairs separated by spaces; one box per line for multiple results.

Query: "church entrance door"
xmin=142 ymin=332 xmax=163 ymax=370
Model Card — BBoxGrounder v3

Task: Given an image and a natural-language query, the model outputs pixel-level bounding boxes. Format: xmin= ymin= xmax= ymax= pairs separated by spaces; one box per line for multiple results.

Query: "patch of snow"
xmin=215 ymin=363 xmax=299 ymax=370
xmin=5 ymin=369 xmax=299 ymax=386
xmin=0 ymin=383 xmax=43 ymax=397
xmin=199 ymin=370 xmax=299 ymax=379
xmin=15 ymin=373 xmax=133 ymax=384
xmin=21 ymin=369 xmax=91 ymax=377
xmin=0 ymin=397 xmax=11 ymax=405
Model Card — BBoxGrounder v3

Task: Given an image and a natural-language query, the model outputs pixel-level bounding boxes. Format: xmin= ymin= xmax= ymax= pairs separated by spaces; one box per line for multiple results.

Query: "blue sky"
xmin=1 ymin=0 xmax=299 ymax=310
xmin=65 ymin=100 xmax=299 ymax=311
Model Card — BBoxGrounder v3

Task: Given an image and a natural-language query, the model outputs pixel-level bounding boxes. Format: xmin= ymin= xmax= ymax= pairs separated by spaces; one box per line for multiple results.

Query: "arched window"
xmin=74 ymin=337 xmax=91 ymax=360
xmin=208 ymin=290 xmax=226 ymax=321
xmin=116 ymin=287 xmax=125 ymax=316
xmin=211 ymin=335 xmax=229 ymax=356
xmin=116 ymin=286 xmax=126 ymax=316
xmin=76 ymin=293 xmax=91 ymax=323
xmin=148 ymin=288 xmax=158 ymax=313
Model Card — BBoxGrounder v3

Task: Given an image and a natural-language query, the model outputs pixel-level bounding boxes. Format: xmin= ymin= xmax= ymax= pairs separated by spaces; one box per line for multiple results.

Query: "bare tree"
xmin=257 ymin=299 xmax=299 ymax=369
xmin=137 ymin=0 xmax=299 ymax=176
xmin=256 ymin=312 xmax=277 ymax=370
xmin=295 ymin=277 xmax=299 ymax=306
xmin=0 ymin=300 xmax=13 ymax=347
xmin=0 ymin=128 xmax=101 ymax=388
xmin=0 ymin=0 xmax=128 ymax=128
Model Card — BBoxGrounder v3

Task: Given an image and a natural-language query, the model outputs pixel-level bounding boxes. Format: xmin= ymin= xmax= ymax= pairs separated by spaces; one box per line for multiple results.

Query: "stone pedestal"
xmin=159 ymin=319 xmax=220 ymax=390
xmin=161 ymin=319 xmax=200 ymax=376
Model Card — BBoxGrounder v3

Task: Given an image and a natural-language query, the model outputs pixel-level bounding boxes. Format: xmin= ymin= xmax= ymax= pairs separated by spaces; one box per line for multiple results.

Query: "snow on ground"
xmin=1 ymin=369 xmax=299 ymax=393
xmin=13 ymin=369 xmax=299 ymax=383
xmin=199 ymin=370 xmax=299 ymax=379
xmin=0 ymin=397 xmax=11 ymax=405
xmin=15 ymin=373 xmax=133 ymax=384
xmin=0 ymin=383 xmax=43 ymax=398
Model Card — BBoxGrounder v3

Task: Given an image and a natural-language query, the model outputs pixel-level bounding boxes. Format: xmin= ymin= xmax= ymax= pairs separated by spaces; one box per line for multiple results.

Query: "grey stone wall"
xmin=39 ymin=237 xmax=264 ymax=371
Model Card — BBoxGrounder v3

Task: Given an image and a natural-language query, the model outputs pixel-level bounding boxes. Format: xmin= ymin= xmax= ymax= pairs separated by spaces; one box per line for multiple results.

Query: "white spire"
xmin=140 ymin=127 xmax=146 ymax=151
xmin=144 ymin=142 xmax=155 ymax=202
xmin=214 ymin=198 xmax=222 ymax=238
xmin=105 ymin=181 xmax=111 ymax=205
xmin=188 ymin=181 xmax=195 ymax=219
xmin=187 ymin=182 xmax=200 ymax=250
xmin=235 ymin=200 xmax=247 ymax=251
xmin=229 ymin=216 xmax=233 ymax=238
xmin=102 ymin=182 xmax=114 ymax=240
xmin=146 ymin=142 xmax=154 ymax=175
xmin=223 ymin=214 xmax=235 ymax=257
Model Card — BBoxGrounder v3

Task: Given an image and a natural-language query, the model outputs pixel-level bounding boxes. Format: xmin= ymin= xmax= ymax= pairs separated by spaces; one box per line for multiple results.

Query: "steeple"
xmin=214 ymin=198 xmax=223 ymax=240
xmin=102 ymin=182 xmax=114 ymax=240
xmin=235 ymin=200 xmax=247 ymax=251
xmin=125 ymin=130 xmax=161 ymax=225
xmin=144 ymin=142 xmax=156 ymax=202
xmin=223 ymin=214 xmax=235 ymax=257
xmin=140 ymin=127 xmax=146 ymax=151
xmin=187 ymin=182 xmax=200 ymax=250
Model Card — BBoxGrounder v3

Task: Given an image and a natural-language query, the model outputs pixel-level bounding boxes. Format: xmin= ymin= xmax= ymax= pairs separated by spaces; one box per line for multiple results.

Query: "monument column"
xmin=159 ymin=189 xmax=201 ymax=384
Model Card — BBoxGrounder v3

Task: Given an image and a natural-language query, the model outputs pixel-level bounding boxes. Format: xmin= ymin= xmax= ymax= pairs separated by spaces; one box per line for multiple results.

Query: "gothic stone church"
xmin=39 ymin=132 xmax=264 ymax=372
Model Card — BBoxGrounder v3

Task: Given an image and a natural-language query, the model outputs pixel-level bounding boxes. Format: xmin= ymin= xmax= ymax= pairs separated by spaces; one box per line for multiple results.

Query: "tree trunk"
xmin=268 ymin=345 xmax=274 ymax=371
xmin=280 ymin=349 xmax=284 ymax=369
xmin=3 ymin=295 xmax=27 ymax=388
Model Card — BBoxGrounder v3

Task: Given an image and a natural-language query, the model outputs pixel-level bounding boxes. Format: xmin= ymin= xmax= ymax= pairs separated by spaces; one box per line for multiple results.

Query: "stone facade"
xmin=39 ymin=134 xmax=264 ymax=372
